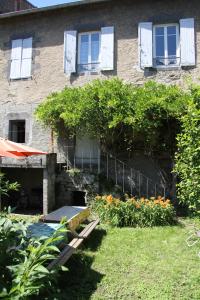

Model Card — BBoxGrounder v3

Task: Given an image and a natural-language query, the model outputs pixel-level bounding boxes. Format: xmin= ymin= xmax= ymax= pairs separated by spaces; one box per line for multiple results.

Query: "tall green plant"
xmin=0 ymin=214 xmax=67 ymax=299
xmin=175 ymin=97 xmax=200 ymax=214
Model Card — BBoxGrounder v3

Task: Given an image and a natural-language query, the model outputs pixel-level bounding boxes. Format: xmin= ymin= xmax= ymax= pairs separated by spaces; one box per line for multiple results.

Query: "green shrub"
xmin=91 ymin=195 xmax=176 ymax=227
xmin=175 ymin=97 xmax=200 ymax=214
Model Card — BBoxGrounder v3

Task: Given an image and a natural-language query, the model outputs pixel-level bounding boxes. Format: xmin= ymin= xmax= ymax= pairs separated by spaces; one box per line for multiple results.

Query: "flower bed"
xmin=91 ymin=195 xmax=176 ymax=227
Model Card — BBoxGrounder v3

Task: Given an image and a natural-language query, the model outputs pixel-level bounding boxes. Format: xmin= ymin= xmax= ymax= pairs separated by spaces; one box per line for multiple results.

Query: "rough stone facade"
xmin=0 ymin=0 xmax=200 ymax=209
xmin=0 ymin=0 xmax=35 ymax=14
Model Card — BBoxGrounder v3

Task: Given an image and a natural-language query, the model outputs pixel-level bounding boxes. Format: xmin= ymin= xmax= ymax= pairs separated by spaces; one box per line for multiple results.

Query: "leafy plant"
xmin=175 ymin=94 xmax=200 ymax=214
xmin=91 ymin=194 xmax=176 ymax=227
xmin=0 ymin=213 xmax=67 ymax=299
xmin=0 ymin=172 xmax=20 ymax=210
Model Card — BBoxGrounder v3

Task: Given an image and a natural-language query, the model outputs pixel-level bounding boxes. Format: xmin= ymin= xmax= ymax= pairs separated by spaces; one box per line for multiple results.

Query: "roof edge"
xmin=0 ymin=0 xmax=110 ymax=19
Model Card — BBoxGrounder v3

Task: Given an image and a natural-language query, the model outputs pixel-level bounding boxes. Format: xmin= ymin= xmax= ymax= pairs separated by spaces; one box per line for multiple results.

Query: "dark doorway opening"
xmin=1 ymin=168 xmax=43 ymax=214
xmin=72 ymin=191 xmax=86 ymax=206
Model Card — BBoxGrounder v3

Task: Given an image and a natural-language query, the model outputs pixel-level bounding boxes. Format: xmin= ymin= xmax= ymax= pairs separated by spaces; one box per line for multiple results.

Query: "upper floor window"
xmin=10 ymin=37 xmax=33 ymax=80
xmin=139 ymin=19 xmax=195 ymax=69
xmin=64 ymin=27 xmax=114 ymax=75
xmin=153 ymin=24 xmax=180 ymax=67
xmin=78 ymin=32 xmax=100 ymax=73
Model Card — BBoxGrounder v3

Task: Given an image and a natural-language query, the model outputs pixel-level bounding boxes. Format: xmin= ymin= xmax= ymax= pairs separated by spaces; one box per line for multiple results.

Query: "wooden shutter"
xmin=100 ymin=26 xmax=114 ymax=71
xmin=21 ymin=37 xmax=33 ymax=78
xmin=64 ymin=31 xmax=77 ymax=74
xmin=180 ymin=18 xmax=195 ymax=66
xmin=10 ymin=39 xmax=22 ymax=79
xmin=138 ymin=22 xmax=153 ymax=68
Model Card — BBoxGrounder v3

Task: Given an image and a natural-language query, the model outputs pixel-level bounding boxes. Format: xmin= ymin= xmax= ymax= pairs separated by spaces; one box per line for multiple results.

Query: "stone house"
xmin=0 ymin=0 xmax=198 ymax=214
xmin=0 ymin=0 xmax=35 ymax=14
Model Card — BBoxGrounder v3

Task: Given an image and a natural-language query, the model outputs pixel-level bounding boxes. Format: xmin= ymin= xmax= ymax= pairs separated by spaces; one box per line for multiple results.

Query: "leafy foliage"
xmin=0 ymin=172 xmax=20 ymax=197
xmin=35 ymin=78 xmax=188 ymax=152
xmin=0 ymin=212 xmax=67 ymax=299
xmin=91 ymin=194 xmax=176 ymax=227
xmin=175 ymin=89 xmax=200 ymax=214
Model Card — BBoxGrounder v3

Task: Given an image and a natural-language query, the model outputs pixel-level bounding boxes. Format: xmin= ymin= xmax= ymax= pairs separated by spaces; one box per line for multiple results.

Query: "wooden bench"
xmin=47 ymin=218 xmax=100 ymax=270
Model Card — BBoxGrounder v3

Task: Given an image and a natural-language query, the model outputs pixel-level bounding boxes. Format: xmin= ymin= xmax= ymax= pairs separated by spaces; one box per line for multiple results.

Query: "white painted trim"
xmin=153 ymin=23 xmax=180 ymax=69
xmin=10 ymin=37 xmax=33 ymax=79
xmin=78 ymin=31 xmax=101 ymax=71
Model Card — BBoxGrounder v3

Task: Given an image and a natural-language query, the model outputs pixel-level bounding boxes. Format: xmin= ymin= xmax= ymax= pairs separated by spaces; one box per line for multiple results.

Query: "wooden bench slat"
xmin=47 ymin=219 xmax=99 ymax=270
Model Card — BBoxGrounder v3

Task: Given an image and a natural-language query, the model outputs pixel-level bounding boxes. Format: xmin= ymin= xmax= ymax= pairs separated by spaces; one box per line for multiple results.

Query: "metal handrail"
xmin=61 ymin=146 xmax=167 ymax=198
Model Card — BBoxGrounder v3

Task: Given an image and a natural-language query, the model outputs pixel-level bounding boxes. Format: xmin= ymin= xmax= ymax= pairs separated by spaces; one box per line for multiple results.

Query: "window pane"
xmin=167 ymin=26 xmax=176 ymax=35
xmin=80 ymin=34 xmax=89 ymax=64
xmin=168 ymin=34 xmax=176 ymax=56
xmin=155 ymin=34 xmax=165 ymax=66
xmin=91 ymin=33 xmax=100 ymax=63
xmin=156 ymin=35 xmax=164 ymax=57
xmin=155 ymin=27 xmax=164 ymax=36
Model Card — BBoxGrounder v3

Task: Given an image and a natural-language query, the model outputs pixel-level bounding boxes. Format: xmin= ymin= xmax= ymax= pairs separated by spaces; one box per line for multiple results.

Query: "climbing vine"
xmin=35 ymin=78 xmax=189 ymax=154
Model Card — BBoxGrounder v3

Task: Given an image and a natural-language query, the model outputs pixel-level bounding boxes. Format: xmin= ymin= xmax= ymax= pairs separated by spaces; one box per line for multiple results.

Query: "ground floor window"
xmin=9 ymin=120 xmax=26 ymax=143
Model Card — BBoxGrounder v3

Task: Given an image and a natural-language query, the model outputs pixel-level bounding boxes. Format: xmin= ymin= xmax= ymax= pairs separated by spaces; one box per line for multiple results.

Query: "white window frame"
xmin=10 ymin=37 xmax=32 ymax=80
xmin=153 ymin=24 xmax=180 ymax=68
xmin=78 ymin=31 xmax=101 ymax=73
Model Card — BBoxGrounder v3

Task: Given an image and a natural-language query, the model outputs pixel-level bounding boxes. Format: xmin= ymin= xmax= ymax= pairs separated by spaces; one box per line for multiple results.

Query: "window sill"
xmin=10 ymin=76 xmax=32 ymax=82
xmin=76 ymin=70 xmax=101 ymax=76
xmin=153 ymin=65 xmax=181 ymax=71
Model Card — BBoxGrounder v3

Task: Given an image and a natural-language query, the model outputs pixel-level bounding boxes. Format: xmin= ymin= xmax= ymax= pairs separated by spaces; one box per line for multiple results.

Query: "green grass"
xmin=48 ymin=220 xmax=200 ymax=300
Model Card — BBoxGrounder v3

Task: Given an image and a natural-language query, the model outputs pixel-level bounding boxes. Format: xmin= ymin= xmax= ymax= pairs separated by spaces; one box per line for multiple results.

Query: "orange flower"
xmin=106 ymin=195 xmax=113 ymax=201
xmin=136 ymin=203 xmax=141 ymax=209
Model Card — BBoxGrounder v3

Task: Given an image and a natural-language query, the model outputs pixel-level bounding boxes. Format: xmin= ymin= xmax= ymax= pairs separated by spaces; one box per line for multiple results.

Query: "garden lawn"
xmin=50 ymin=220 xmax=200 ymax=300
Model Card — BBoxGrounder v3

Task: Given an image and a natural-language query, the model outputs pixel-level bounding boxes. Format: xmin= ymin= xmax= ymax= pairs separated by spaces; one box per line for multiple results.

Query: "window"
xmin=78 ymin=32 xmax=100 ymax=73
xmin=9 ymin=120 xmax=26 ymax=143
xmin=153 ymin=24 xmax=180 ymax=67
xmin=10 ymin=37 xmax=33 ymax=80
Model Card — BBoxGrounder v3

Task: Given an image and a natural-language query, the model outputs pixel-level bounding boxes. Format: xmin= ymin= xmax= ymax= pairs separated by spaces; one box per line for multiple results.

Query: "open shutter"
xmin=138 ymin=22 xmax=153 ymax=68
xmin=180 ymin=18 xmax=195 ymax=66
xmin=64 ymin=31 xmax=77 ymax=74
xmin=21 ymin=37 xmax=33 ymax=78
xmin=10 ymin=39 xmax=22 ymax=79
xmin=100 ymin=26 xmax=114 ymax=71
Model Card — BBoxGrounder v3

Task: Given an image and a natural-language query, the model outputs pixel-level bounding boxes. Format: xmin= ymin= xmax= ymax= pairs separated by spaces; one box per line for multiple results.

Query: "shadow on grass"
xmin=43 ymin=227 xmax=106 ymax=300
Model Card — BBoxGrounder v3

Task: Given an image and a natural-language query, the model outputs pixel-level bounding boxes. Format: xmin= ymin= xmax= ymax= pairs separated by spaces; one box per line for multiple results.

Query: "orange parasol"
xmin=0 ymin=137 xmax=48 ymax=158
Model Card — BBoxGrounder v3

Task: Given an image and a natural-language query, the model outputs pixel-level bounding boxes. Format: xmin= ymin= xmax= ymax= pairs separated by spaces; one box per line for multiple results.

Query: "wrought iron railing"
xmin=60 ymin=147 xmax=167 ymax=198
